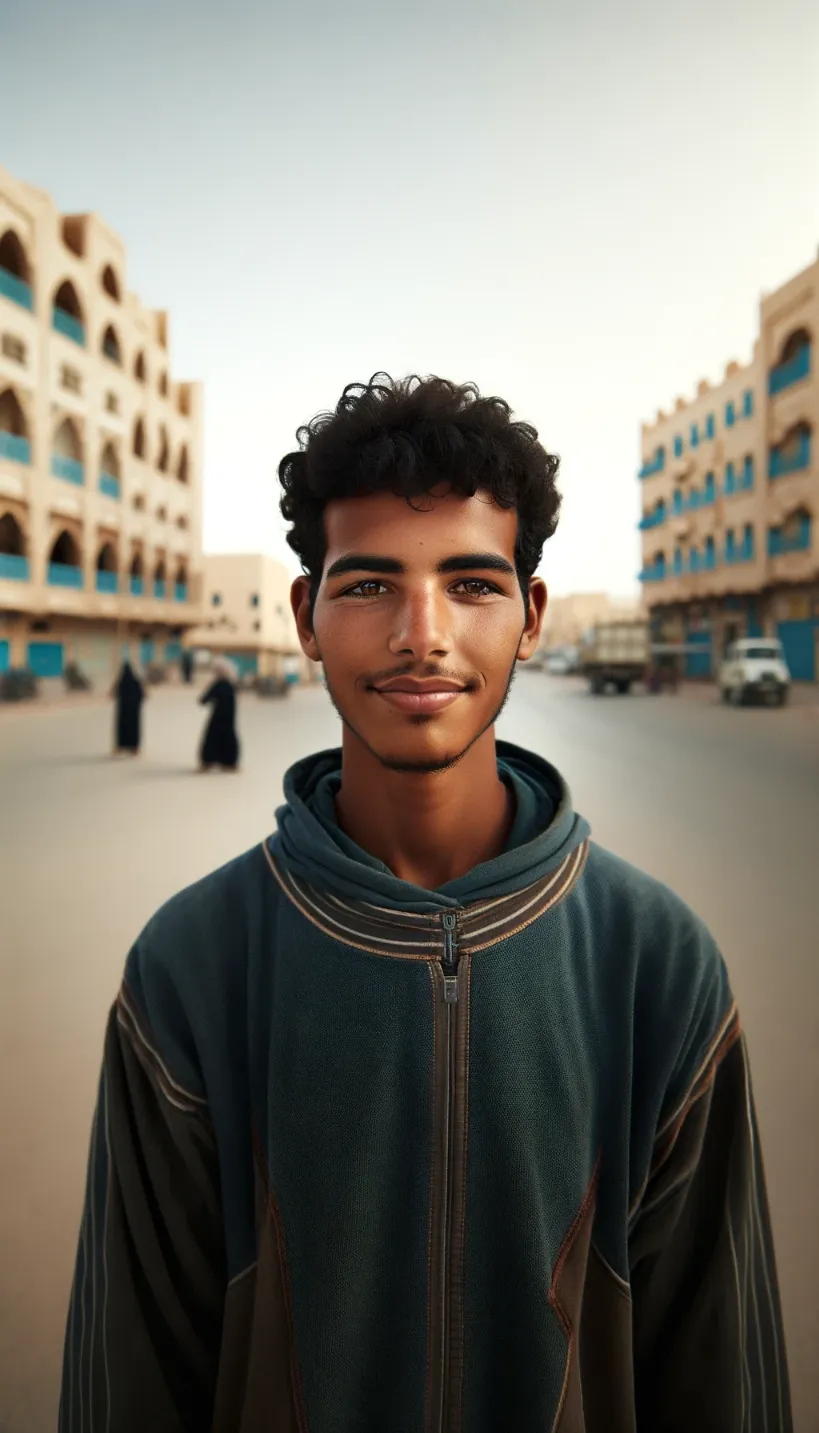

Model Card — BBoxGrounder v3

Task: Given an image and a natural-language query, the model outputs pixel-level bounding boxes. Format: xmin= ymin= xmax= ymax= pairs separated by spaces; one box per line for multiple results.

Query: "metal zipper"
xmin=437 ymin=910 xmax=460 ymax=1431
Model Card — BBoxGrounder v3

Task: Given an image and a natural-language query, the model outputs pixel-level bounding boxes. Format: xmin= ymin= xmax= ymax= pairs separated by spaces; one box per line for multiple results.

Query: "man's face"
xmin=291 ymin=489 xmax=547 ymax=773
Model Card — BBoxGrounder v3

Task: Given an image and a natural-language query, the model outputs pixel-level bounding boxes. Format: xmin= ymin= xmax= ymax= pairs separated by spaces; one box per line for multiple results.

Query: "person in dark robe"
xmin=180 ymin=649 xmax=194 ymax=684
xmin=111 ymin=660 xmax=145 ymax=756
xmin=198 ymin=657 xmax=240 ymax=771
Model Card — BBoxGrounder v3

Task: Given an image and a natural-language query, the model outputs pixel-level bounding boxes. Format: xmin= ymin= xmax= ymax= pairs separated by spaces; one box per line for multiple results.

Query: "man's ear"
xmin=291 ymin=576 xmax=320 ymax=661
xmin=517 ymin=577 xmax=547 ymax=662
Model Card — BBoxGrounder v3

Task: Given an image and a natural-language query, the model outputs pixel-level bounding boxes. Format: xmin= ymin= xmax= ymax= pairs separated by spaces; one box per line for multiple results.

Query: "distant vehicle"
xmin=718 ymin=639 xmax=790 ymax=707
xmin=546 ymin=650 xmax=574 ymax=676
xmin=579 ymin=620 xmax=650 ymax=695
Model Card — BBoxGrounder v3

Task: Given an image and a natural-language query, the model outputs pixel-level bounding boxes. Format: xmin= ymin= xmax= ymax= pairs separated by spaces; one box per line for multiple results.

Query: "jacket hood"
xmin=270 ymin=741 xmax=590 ymax=914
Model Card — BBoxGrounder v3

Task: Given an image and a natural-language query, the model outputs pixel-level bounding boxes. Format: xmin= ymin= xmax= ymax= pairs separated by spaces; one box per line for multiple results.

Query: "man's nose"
xmin=387 ymin=585 xmax=451 ymax=661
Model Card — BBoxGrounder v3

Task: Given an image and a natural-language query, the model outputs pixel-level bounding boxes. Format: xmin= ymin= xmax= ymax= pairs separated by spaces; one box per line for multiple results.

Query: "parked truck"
xmin=578 ymin=619 xmax=650 ymax=695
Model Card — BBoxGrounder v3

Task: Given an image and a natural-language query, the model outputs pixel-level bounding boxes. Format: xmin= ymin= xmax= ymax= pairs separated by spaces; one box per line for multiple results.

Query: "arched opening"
xmin=100 ymin=441 xmax=120 ymax=480
xmin=53 ymin=416 xmax=82 ymax=462
xmin=154 ymin=555 xmax=167 ymax=598
xmin=133 ymin=417 xmax=146 ymax=459
xmin=96 ymin=541 xmax=117 ymax=573
xmin=49 ymin=529 xmax=80 ymax=566
xmin=157 ymin=426 xmax=169 ymax=473
xmin=770 ymin=422 xmax=812 ymax=479
xmin=101 ymin=264 xmax=121 ymax=302
xmin=101 ymin=324 xmax=122 ymax=365
xmin=61 ymin=217 xmax=85 ymax=258
xmin=0 ymin=229 xmax=30 ymax=283
xmin=158 ymin=371 xmax=168 ymax=397
xmin=52 ymin=280 xmax=85 ymax=346
xmin=134 ymin=351 xmax=147 ymax=383
xmin=174 ymin=561 xmax=188 ymax=601
xmin=0 ymin=230 xmax=33 ymax=311
xmin=0 ymin=512 xmax=25 ymax=556
xmin=95 ymin=539 xmax=118 ymax=593
xmin=53 ymin=279 xmax=83 ymax=322
xmin=133 ymin=493 xmax=146 ymax=512
xmin=0 ymin=387 xmax=28 ymax=438
xmin=177 ymin=444 xmax=189 ymax=484
xmin=779 ymin=328 xmax=811 ymax=364
xmin=178 ymin=385 xmax=191 ymax=416
xmin=129 ymin=547 xmax=145 ymax=595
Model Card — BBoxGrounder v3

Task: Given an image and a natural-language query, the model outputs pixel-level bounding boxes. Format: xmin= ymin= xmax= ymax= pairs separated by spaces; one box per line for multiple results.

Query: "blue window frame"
xmin=705 ymin=413 xmax=715 ymax=440
xmin=725 ymin=400 xmax=735 ymax=428
xmin=742 ymin=389 xmax=753 ymax=418
xmin=673 ymin=435 xmax=684 ymax=458
xmin=690 ymin=423 xmax=699 ymax=448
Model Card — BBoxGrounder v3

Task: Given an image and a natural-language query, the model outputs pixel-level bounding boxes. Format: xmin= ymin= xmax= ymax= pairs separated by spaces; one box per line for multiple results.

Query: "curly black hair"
xmin=278 ymin=373 xmax=561 ymax=601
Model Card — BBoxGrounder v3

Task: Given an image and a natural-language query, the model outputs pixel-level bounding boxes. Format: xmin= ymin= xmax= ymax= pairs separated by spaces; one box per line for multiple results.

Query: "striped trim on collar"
xmin=262 ymin=839 xmax=589 ymax=959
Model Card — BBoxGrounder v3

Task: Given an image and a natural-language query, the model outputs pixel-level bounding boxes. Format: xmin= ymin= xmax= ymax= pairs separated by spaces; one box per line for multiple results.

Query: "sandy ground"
xmin=1 ymin=675 xmax=817 ymax=1431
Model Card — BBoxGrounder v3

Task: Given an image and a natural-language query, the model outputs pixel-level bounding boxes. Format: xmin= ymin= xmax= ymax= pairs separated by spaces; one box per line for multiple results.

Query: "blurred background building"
xmin=638 ymin=252 xmax=818 ymax=681
xmin=539 ymin=591 xmax=643 ymax=652
xmin=0 ymin=163 xmax=204 ymax=685
xmin=185 ymin=552 xmax=314 ymax=683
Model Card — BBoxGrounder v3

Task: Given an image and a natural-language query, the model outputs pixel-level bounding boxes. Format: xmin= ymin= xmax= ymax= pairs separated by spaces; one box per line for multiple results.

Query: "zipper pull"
xmin=441 ymin=910 xmax=459 ymax=1003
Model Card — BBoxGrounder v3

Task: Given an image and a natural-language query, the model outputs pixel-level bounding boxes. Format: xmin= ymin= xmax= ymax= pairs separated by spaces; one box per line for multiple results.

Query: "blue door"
xmin=685 ymin=630 xmax=712 ymax=678
xmin=777 ymin=620 xmax=817 ymax=682
xmin=0 ymin=639 xmax=9 ymax=673
xmin=27 ymin=641 xmax=64 ymax=677
xmin=165 ymin=640 xmax=182 ymax=663
xmin=140 ymin=638 xmax=155 ymax=667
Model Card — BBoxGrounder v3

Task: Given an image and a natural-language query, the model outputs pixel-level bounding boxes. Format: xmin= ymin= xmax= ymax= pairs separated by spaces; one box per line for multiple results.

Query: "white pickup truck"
xmin=718 ymin=638 xmax=790 ymax=707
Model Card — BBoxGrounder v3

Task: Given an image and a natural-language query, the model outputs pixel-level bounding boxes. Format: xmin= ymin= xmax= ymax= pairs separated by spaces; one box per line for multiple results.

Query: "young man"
xmin=60 ymin=375 xmax=791 ymax=1432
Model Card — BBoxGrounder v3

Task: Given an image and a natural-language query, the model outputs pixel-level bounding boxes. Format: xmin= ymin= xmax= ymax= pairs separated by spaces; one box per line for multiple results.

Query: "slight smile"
xmin=371 ymin=678 xmax=466 ymax=715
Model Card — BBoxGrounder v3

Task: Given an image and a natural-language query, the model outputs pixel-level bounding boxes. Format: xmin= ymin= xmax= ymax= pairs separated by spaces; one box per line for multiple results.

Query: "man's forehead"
xmin=322 ymin=490 xmax=518 ymax=557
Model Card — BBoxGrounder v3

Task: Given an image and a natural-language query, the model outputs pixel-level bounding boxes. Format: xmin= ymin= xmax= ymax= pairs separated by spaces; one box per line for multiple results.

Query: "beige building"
xmin=540 ymin=591 xmax=643 ymax=650
xmin=0 ymin=163 xmax=203 ymax=684
xmin=186 ymin=552 xmax=315 ymax=682
xmin=638 ymin=251 xmax=818 ymax=680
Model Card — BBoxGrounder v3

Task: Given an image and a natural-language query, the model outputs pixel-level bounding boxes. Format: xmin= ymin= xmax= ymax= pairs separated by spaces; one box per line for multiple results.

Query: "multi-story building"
xmin=0 ymin=163 xmax=204 ymax=684
xmin=185 ymin=552 xmax=314 ymax=682
xmin=638 ymin=251 xmax=818 ymax=681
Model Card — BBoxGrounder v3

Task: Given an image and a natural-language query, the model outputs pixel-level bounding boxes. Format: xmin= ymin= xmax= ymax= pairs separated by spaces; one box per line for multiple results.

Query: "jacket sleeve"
xmin=629 ymin=1009 xmax=792 ymax=1432
xmin=58 ymin=982 xmax=226 ymax=1433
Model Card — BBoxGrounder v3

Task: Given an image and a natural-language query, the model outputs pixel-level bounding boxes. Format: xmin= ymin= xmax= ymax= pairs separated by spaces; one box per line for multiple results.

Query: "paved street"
xmin=1 ymin=675 xmax=817 ymax=1431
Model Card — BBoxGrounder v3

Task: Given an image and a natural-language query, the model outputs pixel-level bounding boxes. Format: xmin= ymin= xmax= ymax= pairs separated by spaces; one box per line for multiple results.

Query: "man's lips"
xmin=370 ymin=679 xmax=467 ymax=714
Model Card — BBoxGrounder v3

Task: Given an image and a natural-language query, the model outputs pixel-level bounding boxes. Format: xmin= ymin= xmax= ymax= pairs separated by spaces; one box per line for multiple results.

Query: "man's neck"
xmin=334 ymin=728 xmax=513 ymax=889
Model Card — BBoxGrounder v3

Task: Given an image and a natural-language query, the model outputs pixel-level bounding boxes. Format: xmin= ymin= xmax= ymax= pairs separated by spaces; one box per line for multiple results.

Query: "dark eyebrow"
xmin=325 ymin=554 xmax=405 ymax=580
xmin=437 ymin=553 xmax=517 ymax=577
xmin=325 ymin=552 xmax=516 ymax=582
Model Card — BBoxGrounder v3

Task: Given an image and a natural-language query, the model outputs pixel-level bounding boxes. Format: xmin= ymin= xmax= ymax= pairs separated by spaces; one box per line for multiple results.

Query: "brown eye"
xmin=343 ymin=581 xmax=388 ymax=598
xmin=452 ymin=579 xmax=500 ymax=597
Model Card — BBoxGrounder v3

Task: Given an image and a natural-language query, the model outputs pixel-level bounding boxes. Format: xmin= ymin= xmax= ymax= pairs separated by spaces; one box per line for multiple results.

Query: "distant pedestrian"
xmin=198 ymin=657 xmax=240 ymax=772
xmin=111 ymin=659 xmax=145 ymax=756
xmin=181 ymin=649 xmax=194 ymax=684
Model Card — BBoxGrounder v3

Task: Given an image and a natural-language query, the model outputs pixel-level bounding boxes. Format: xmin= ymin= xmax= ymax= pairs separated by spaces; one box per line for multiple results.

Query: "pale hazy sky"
xmin=2 ymin=0 xmax=817 ymax=595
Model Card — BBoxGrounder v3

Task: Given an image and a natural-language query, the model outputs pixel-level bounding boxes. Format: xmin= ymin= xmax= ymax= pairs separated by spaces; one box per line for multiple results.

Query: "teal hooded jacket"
xmin=59 ymin=742 xmax=791 ymax=1432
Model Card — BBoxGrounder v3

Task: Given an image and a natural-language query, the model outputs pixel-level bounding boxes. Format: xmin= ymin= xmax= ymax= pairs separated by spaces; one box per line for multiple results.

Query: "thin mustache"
xmin=363 ymin=667 xmax=477 ymax=689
